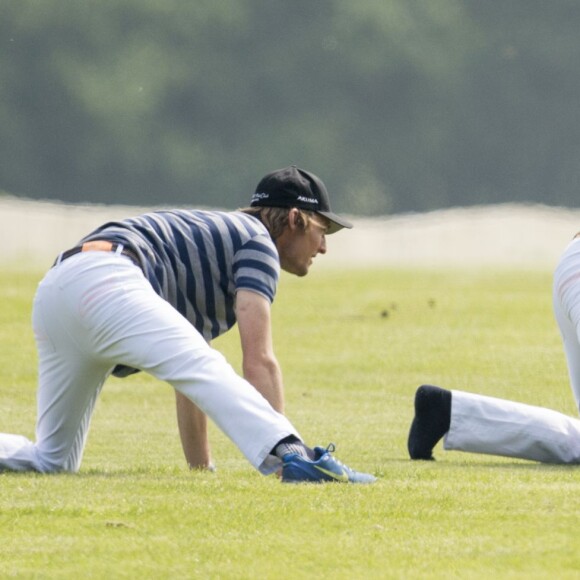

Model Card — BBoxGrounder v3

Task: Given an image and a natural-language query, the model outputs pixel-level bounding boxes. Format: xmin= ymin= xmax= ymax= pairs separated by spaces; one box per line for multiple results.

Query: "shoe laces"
xmin=322 ymin=443 xmax=374 ymax=481
xmin=323 ymin=443 xmax=352 ymax=472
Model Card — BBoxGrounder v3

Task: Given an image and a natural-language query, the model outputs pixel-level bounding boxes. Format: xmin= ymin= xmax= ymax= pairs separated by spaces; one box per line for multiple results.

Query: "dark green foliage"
xmin=2 ymin=1 xmax=580 ymax=213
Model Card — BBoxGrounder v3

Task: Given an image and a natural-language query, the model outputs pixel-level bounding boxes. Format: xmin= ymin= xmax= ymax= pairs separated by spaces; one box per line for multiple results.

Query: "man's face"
xmin=276 ymin=211 xmax=329 ymax=277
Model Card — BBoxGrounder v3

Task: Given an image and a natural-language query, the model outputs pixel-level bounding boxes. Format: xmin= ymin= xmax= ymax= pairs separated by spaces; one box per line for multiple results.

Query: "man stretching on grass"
xmin=408 ymin=234 xmax=580 ymax=464
xmin=0 ymin=165 xmax=375 ymax=483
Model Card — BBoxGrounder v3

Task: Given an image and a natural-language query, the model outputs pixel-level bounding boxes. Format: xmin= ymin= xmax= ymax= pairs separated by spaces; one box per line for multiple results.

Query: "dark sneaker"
xmin=408 ymin=385 xmax=452 ymax=460
xmin=281 ymin=443 xmax=376 ymax=484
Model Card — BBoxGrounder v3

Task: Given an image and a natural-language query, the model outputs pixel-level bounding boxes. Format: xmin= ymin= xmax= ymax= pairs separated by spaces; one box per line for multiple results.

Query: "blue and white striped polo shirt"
xmin=81 ymin=210 xmax=280 ymax=341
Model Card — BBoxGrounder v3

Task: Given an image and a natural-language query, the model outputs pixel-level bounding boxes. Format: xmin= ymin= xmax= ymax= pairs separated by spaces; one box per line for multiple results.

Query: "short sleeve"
xmin=233 ymin=235 xmax=280 ymax=303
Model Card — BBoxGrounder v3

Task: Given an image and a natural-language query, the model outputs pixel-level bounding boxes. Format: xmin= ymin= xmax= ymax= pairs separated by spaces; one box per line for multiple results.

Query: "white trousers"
xmin=0 ymin=252 xmax=298 ymax=473
xmin=445 ymin=391 xmax=580 ymax=463
xmin=444 ymin=239 xmax=580 ymax=464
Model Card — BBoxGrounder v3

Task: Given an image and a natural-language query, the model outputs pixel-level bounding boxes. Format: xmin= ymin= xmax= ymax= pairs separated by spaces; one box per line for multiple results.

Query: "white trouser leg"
xmin=444 ymin=390 xmax=580 ymax=463
xmin=553 ymin=238 xmax=580 ymax=413
xmin=0 ymin=256 xmax=112 ymax=472
xmin=442 ymin=240 xmax=580 ymax=464
xmin=0 ymin=252 xmax=298 ymax=473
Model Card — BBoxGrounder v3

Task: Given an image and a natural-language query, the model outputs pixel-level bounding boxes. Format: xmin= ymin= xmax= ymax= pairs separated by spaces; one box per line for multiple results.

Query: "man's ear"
xmin=287 ymin=208 xmax=300 ymax=231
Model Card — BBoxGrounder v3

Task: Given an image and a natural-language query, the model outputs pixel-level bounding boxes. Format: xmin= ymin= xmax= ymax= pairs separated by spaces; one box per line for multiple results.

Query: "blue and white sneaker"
xmin=281 ymin=443 xmax=376 ymax=484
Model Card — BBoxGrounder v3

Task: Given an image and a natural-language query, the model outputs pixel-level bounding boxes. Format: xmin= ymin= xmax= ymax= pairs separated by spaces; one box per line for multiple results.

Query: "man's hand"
xmin=175 ymin=390 xmax=214 ymax=470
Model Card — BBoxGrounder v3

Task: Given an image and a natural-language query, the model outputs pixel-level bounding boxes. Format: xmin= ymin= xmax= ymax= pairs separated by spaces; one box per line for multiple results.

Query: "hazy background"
xmin=2 ymin=1 xmax=580 ymax=216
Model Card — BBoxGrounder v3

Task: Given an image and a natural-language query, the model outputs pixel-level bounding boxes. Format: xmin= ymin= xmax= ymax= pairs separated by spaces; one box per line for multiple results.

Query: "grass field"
xmin=0 ymin=266 xmax=579 ymax=578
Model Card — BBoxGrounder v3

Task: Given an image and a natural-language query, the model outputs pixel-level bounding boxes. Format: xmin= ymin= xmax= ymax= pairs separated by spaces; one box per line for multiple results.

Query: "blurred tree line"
xmin=1 ymin=0 xmax=580 ymax=215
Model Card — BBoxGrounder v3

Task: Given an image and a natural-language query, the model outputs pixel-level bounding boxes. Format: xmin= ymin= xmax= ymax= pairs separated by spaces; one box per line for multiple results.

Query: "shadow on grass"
xmin=0 ymin=465 xmax=203 ymax=478
xmin=405 ymin=458 xmax=579 ymax=471
xmin=373 ymin=457 xmax=579 ymax=481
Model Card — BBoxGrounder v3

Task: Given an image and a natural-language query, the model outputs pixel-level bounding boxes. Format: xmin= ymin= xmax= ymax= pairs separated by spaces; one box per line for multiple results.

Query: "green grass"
xmin=1 ymin=267 xmax=579 ymax=578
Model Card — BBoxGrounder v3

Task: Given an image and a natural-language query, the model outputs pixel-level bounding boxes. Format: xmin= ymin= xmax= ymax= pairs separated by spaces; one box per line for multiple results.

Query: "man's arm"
xmin=235 ymin=289 xmax=285 ymax=413
xmin=175 ymin=289 xmax=282 ymax=469
xmin=175 ymin=390 xmax=213 ymax=470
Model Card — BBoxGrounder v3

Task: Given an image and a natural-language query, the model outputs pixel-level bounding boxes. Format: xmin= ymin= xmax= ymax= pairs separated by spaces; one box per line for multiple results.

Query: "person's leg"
xmin=445 ymin=390 xmax=580 ymax=463
xmin=86 ymin=270 xmax=301 ymax=474
xmin=553 ymin=238 xmax=580 ymax=412
xmin=408 ymin=240 xmax=580 ymax=464
xmin=76 ymin=256 xmax=373 ymax=480
xmin=0 ymin=255 xmax=112 ymax=472
xmin=408 ymin=385 xmax=580 ymax=463
xmin=0 ymin=252 xmax=295 ymax=473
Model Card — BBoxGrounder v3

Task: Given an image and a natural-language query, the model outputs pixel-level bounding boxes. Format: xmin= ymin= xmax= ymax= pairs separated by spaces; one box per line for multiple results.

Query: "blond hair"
xmin=239 ymin=207 xmax=320 ymax=239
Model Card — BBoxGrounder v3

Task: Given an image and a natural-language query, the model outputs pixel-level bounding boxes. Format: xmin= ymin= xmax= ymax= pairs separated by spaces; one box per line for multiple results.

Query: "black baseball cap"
xmin=250 ymin=165 xmax=353 ymax=234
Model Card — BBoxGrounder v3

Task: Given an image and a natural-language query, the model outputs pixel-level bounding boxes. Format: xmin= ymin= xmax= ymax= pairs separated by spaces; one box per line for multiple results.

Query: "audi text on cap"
xmin=250 ymin=165 xmax=353 ymax=235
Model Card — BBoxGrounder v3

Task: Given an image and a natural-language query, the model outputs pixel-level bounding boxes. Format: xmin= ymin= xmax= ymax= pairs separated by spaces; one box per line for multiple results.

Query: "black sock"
xmin=407 ymin=385 xmax=451 ymax=460
xmin=271 ymin=436 xmax=314 ymax=460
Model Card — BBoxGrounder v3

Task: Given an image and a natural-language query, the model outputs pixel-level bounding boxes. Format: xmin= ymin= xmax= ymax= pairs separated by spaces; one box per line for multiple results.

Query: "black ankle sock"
xmin=407 ymin=385 xmax=451 ymax=460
